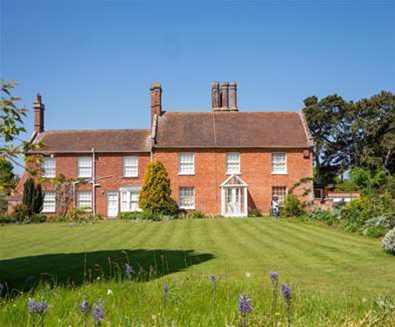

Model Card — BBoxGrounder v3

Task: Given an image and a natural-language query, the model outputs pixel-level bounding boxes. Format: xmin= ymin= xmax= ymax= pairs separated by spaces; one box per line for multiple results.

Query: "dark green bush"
xmin=282 ymin=195 xmax=305 ymax=217
xmin=363 ymin=226 xmax=387 ymax=238
xmin=119 ymin=212 xmax=142 ymax=220
xmin=0 ymin=215 xmax=15 ymax=224
xmin=249 ymin=208 xmax=263 ymax=217
xmin=22 ymin=178 xmax=44 ymax=217
xmin=118 ymin=211 xmax=162 ymax=221
xmin=30 ymin=214 xmax=47 ymax=223
xmin=304 ymin=209 xmax=340 ymax=226
xmin=12 ymin=204 xmax=30 ymax=223
xmin=187 ymin=211 xmax=206 ymax=219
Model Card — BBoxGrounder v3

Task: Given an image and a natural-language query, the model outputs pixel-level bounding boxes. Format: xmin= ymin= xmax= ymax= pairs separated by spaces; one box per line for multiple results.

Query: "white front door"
xmin=226 ymin=188 xmax=241 ymax=215
xmin=107 ymin=192 xmax=119 ymax=218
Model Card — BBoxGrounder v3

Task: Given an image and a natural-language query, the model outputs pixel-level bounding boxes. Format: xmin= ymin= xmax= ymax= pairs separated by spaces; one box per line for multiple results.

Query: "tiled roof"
xmin=155 ymin=111 xmax=312 ymax=148
xmin=33 ymin=129 xmax=151 ymax=153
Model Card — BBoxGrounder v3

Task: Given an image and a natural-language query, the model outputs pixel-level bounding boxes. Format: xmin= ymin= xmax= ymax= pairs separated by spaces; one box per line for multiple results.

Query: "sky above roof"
xmin=1 ymin=0 xmax=394 ymax=137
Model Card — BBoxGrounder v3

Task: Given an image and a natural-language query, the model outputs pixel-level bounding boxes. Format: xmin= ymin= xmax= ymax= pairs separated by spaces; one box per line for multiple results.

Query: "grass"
xmin=0 ymin=218 xmax=394 ymax=326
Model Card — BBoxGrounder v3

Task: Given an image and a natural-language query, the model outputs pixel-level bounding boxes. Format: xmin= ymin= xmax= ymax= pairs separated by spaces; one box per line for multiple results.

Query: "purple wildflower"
xmin=269 ymin=271 xmax=279 ymax=282
xmin=27 ymin=298 xmax=48 ymax=315
xmin=238 ymin=294 xmax=253 ymax=314
xmin=209 ymin=274 xmax=217 ymax=284
xmin=79 ymin=299 xmax=90 ymax=314
xmin=281 ymin=283 xmax=292 ymax=304
xmin=92 ymin=299 xmax=105 ymax=325
xmin=125 ymin=263 xmax=134 ymax=278
xmin=162 ymin=283 xmax=169 ymax=295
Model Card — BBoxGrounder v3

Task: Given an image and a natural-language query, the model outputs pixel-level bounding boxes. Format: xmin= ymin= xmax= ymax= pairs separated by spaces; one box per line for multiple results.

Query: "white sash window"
xmin=42 ymin=158 xmax=56 ymax=178
xmin=77 ymin=157 xmax=92 ymax=178
xmin=123 ymin=156 xmax=138 ymax=177
xmin=77 ymin=191 xmax=92 ymax=210
xmin=226 ymin=152 xmax=240 ymax=174
xmin=42 ymin=192 xmax=56 ymax=213
xmin=272 ymin=152 xmax=287 ymax=174
xmin=179 ymin=187 xmax=195 ymax=209
xmin=120 ymin=187 xmax=141 ymax=212
xmin=179 ymin=153 xmax=195 ymax=175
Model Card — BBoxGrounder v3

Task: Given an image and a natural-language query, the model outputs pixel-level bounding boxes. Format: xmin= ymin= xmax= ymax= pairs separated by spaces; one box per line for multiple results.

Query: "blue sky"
xmin=1 ymin=0 xmax=394 ymax=136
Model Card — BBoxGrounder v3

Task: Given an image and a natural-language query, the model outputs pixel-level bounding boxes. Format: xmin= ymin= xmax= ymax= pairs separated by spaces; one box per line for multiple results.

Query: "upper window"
xmin=42 ymin=192 xmax=56 ymax=213
xmin=272 ymin=152 xmax=287 ymax=174
xmin=226 ymin=152 xmax=240 ymax=174
xmin=77 ymin=191 xmax=92 ymax=210
xmin=77 ymin=157 xmax=92 ymax=178
xmin=272 ymin=186 xmax=287 ymax=203
xmin=123 ymin=156 xmax=138 ymax=177
xmin=179 ymin=187 xmax=195 ymax=209
xmin=179 ymin=153 xmax=195 ymax=175
xmin=120 ymin=188 xmax=141 ymax=212
xmin=42 ymin=157 xmax=56 ymax=178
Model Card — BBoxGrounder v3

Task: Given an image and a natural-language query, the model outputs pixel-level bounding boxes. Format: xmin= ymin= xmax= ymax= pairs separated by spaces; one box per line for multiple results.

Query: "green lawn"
xmin=0 ymin=218 xmax=394 ymax=326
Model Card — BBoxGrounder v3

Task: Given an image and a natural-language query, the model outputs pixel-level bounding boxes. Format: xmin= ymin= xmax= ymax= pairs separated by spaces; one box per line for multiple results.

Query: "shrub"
xmin=139 ymin=161 xmax=178 ymax=215
xmin=249 ymin=208 xmax=262 ymax=217
xmin=282 ymin=195 xmax=305 ymax=217
xmin=187 ymin=211 xmax=206 ymax=219
xmin=363 ymin=226 xmax=387 ymax=238
xmin=382 ymin=227 xmax=395 ymax=255
xmin=304 ymin=209 xmax=340 ymax=226
xmin=119 ymin=212 xmax=142 ymax=220
xmin=12 ymin=204 xmax=30 ymax=223
xmin=66 ymin=208 xmax=90 ymax=224
xmin=22 ymin=178 xmax=44 ymax=217
xmin=30 ymin=214 xmax=47 ymax=223
xmin=0 ymin=215 xmax=15 ymax=224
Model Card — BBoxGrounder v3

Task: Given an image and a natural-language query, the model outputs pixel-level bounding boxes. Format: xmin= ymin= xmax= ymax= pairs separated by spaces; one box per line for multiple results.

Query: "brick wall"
xmin=154 ymin=148 xmax=313 ymax=215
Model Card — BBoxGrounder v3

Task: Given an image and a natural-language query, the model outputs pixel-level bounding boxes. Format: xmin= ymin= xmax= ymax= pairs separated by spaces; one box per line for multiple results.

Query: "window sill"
xmin=180 ymin=207 xmax=196 ymax=210
xmin=178 ymin=173 xmax=195 ymax=176
xmin=271 ymin=172 xmax=288 ymax=175
xmin=122 ymin=176 xmax=139 ymax=179
xmin=42 ymin=210 xmax=55 ymax=214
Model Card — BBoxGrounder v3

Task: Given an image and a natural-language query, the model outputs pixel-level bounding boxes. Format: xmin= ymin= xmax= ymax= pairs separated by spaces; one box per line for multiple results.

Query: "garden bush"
xmin=12 ymin=204 xmax=30 ymax=223
xmin=139 ymin=161 xmax=178 ymax=215
xmin=304 ymin=209 xmax=340 ymax=226
xmin=0 ymin=215 xmax=15 ymax=224
xmin=282 ymin=195 xmax=305 ymax=217
xmin=119 ymin=212 xmax=141 ymax=220
xmin=382 ymin=227 xmax=395 ymax=255
xmin=118 ymin=211 xmax=163 ymax=221
xmin=30 ymin=214 xmax=47 ymax=223
xmin=186 ymin=210 xmax=206 ymax=219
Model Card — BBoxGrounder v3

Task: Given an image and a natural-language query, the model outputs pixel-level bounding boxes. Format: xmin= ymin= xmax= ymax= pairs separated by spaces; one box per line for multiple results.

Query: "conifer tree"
xmin=22 ymin=178 xmax=44 ymax=216
xmin=139 ymin=160 xmax=177 ymax=215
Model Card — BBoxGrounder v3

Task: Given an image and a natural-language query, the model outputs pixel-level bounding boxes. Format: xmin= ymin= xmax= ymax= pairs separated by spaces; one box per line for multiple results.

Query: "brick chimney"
xmin=150 ymin=82 xmax=162 ymax=126
xmin=34 ymin=94 xmax=45 ymax=133
xmin=220 ymin=82 xmax=229 ymax=110
xmin=228 ymin=82 xmax=238 ymax=111
xmin=211 ymin=81 xmax=221 ymax=111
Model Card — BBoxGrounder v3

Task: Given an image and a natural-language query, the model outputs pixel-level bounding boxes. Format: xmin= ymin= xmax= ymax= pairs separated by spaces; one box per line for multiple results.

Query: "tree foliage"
xmin=139 ymin=160 xmax=178 ymax=215
xmin=22 ymin=178 xmax=44 ymax=217
xmin=303 ymin=91 xmax=395 ymax=183
xmin=0 ymin=80 xmax=41 ymax=170
xmin=0 ymin=158 xmax=16 ymax=194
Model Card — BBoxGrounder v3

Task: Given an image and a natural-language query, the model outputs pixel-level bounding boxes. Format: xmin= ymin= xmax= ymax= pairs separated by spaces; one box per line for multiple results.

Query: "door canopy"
xmin=220 ymin=174 xmax=248 ymax=188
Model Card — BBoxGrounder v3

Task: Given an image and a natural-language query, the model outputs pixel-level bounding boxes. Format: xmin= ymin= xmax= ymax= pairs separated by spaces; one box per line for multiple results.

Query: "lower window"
xmin=179 ymin=187 xmax=195 ymax=209
xmin=77 ymin=191 xmax=92 ymax=210
xmin=42 ymin=192 xmax=56 ymax=213
xmin=272 ymin=186 xmax=287 ymax=203
xmin=120 ymin=188 xmax=141 ymax=212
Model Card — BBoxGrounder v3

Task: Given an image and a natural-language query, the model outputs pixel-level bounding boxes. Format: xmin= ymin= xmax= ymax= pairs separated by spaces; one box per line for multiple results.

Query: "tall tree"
xmin=139 ymin=160 xmax=178 ymax=215
xmin=22 ymin=178 xmax=44 ymax=217
xmin=0 ymin=158 xmax=16 ymax=194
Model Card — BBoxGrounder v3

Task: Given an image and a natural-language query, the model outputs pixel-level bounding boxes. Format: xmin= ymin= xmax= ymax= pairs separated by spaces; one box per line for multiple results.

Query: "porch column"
xmin=243 ymin=187 xmax=248 ymax=216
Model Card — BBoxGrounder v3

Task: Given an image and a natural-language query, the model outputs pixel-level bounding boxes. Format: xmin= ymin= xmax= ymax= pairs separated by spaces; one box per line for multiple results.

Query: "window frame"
xmin=120 ymin=187 xmax=142 ymax=212
xmin=76 ymin=191 xmax=92 ymax=211
xmin=272 ymin=152 xmax=287 ymax=174
xmin=272 ymin=186 xmax=287 ymax=203
xmin=178 ymin=152 xmax=195 ymax=175
xmin=42 ymin=191 xmax=56 ymax=213
xmin=226 ymin=152 xmax=241 ymax=175
xmin=179 ymin=187 xmax=195 ymax=209
xmin=123 ymin=156 xmax=138 ymax=178
xmin=42 ymin=157 xmax=56 ymax=178
xmin=77 ymin=157 xmax=93 ymax=178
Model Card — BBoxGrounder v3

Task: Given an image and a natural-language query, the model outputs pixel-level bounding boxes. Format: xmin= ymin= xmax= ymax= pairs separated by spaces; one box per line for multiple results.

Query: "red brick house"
xmin=13 ymin=82 xmax=313 ymax=217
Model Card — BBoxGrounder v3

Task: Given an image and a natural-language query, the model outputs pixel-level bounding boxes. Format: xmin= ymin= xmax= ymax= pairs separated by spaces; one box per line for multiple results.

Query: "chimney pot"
xmin=34 ymin=94 xmax=45 ymax=133
xmin=220 ymin=82 xmax=229 ymax=110
xmin=228 ymin=82 xmax=238 ymax=111
xmin=211 ymin=81 xmax=221 ymax=111
xmin=150 ymin=82 xmax=162 ymax=126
